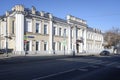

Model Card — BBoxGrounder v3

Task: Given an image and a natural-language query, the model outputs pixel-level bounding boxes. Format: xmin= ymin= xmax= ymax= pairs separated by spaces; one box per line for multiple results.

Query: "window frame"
xmin=36 ymin=23 xmax=40 ymax=33
xmin=59 ymin=28 xmax=61 ymax=36
xmin=44 ymin=24 xmax=48 ymax=35
xmin=44 ymin=42 xmax=48 ymax=51
xmin=25 ymin=19 xmax=32 ymax=32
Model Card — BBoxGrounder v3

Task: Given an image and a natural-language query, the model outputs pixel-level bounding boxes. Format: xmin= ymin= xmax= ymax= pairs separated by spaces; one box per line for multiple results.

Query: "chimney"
xmin=32 ymin=6 xmax=36 ymax=14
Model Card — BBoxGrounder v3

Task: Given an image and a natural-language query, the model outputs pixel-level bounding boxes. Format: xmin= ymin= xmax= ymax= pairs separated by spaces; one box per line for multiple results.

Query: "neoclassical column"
xmin=49 ymin=14 xmax=53 ymax=54
xmin=80 ymin=29 xmax=83 ymax=53
xmin=15 ymin=5 xmax=24 ymax=54
xmin=93 ymin=33 xmax=96 ymax=53
xmin=15 ymin=13 xmax=24 ymax=54
xmin=73 ymin=26 xmax=77 ymax=53
xmin=68 ymin=26 xmax=72 ymax=54
xmin=67 ymin=15 xmax=73 ymax=54
xmin=83 ymin=29 xmax=87 ymax=52
xmin=2 ymin=21 xmax=7 ymax=49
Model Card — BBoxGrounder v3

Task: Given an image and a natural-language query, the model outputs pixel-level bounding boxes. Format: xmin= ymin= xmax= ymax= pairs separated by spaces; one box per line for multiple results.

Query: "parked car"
xmin=0 ymin=49 xmax=4 ymax=54
xmin=0 ymin=49 xmax=13 ymax=54
xmin=100 ymin=50 xmax=110 ymax=56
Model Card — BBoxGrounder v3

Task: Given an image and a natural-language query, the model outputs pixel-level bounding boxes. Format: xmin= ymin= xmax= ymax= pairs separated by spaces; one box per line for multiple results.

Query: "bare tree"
xmin=104 ymin=27 xmax=120 ymax=48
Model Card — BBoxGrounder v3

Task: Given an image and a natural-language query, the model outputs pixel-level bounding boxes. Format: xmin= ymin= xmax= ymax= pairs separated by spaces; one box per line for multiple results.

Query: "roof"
xmin=53 ymin=16 xmax=67 ymax=23
xmin=87 ymin=27 xmax=102 ymax=34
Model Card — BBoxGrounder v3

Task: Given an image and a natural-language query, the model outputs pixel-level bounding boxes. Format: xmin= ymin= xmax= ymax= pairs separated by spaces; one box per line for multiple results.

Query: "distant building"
xmin=86 ymin=27 xmax=103 ymax=54
xmin=0 ymin=5 xmax=104 ymax=55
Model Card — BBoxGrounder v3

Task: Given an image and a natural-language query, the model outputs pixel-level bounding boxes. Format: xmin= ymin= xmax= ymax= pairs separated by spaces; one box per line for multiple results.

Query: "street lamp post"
xmin=64 ymin=45 xmax=65 ymax=55
xmin=5 ymin=18 xmax=8 ymax=57
xmin=5 ymin=35 xmax=8 ymax=57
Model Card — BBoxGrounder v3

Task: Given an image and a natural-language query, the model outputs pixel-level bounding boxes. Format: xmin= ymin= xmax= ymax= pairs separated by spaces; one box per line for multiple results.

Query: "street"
xmin=0 ymin=55 xmax=120 ymax=80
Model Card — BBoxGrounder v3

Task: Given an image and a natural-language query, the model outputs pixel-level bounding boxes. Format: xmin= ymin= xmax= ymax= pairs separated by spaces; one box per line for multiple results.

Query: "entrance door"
xmin=76 ymin=44 xmax=79 ymax=53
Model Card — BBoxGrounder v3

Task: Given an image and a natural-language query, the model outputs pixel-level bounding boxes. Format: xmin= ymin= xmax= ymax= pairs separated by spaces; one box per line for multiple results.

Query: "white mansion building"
xmin=0 ymin=5 xmax=104 ymax=55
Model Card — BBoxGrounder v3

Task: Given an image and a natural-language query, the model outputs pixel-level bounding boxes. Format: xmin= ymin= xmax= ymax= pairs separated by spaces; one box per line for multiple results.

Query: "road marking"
xmin=78 ymin=68 xmax=88 ymax=71
xmin=89 ymin=65 xmax=99 ymax=68
xmin=106 ymin=62 xmax=118 ymax=66
xmin=87 ymin=60 xmax=102 ymax=64
xmin=32 ymin=69 xmax=76 ymax=80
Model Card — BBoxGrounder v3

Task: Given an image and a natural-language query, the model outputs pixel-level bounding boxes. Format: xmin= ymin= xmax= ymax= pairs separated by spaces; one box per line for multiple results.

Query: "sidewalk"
xmin=0 ymin=53 xmax=73 ymax=64
xmin=0 ymin=52 xmax=105 ymax=65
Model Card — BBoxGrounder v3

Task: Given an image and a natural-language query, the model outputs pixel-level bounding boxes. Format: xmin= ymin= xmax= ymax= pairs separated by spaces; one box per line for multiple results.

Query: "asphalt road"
xmin=0 ymin=55 xmax=120 ymax=80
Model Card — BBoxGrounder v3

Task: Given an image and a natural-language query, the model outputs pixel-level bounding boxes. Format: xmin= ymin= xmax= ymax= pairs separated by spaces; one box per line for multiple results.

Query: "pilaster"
xmin=68 ymin=26 xmax=72 ymax=54
xmin=74 ymin=26 xmax=77 ymax=54
xmin=15 ymin=13 xmax=24 ymax=54
xmin=3 ymin=21 xmax=7 ymax=48
xmin=49 ymin=14 xmax=53 ymax=54
xmin=93 ymin=33 xmax=96 ymax=53
xmin=83 ymin=29 xmax=87 ymax=52
xmin=80 ymin=29 xmax=83 ymax=53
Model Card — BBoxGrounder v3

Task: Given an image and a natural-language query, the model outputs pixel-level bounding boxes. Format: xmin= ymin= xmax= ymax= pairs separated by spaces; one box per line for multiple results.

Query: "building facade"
xmin=0 ymin=5 xmax=104 ymax=55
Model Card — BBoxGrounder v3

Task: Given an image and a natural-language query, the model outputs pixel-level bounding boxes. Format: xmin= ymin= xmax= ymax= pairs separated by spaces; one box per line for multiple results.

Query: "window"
xmin=59 ymin=42 xmax=61 ymax=50
xmin=36 ymin=23 xmax=40 ymax=33
xmin=44 ymin=42 xmax=47 ymax=51
xmin=44 ymin=24 xmax=47 ymax=34
xmin=71 ymin=29 xmax=73 ymax=37
xmin=12 ymin=21 xmax=14 ymax=34
xmin=76 ymin=29 xmax=78 ymax=38
xmin=36 ymin=41 xmax=39 ymax=51
xmin=53 ymin=27 xmax=56 ymax=35
xmin=88 ymin=34 xmax=90 ymax=39
xmin=26 ymin=41 xmax=29 ymax=51
xmin=53 ymin=42 xmax=56 ymax=50
xmin=59 ymin=28 xmax=61 ymax=36
xmin=26 ymin=21 xmax=32 ymax=32
xmin=63 ymin=29 xmax=66 ymax=37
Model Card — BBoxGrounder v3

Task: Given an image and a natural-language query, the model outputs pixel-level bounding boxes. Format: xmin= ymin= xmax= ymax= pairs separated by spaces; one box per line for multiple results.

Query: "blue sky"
xmin=0 ymin=0 xmax=120 ymax=32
